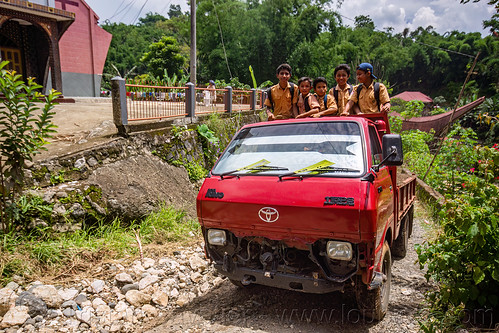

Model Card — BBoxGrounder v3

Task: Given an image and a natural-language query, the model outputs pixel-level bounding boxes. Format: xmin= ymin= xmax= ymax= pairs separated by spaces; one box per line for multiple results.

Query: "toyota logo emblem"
xmin=258 ymin=207 xmax=279 ymax=223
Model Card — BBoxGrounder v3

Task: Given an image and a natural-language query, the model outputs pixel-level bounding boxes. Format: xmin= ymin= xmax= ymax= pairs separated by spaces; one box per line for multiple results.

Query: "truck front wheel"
xmin=355 ymin=241 xmax=391 ymax=321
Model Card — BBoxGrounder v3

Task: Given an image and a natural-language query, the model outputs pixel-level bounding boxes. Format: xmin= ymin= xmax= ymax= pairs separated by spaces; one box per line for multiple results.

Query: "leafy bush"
xmin=413 ymin=127 xmax=499 ymax=331
xmin=0 ymin=61 xmax=60 ymax=231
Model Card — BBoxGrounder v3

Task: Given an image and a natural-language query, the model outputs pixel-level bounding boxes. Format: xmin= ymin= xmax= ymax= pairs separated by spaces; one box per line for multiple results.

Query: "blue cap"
xmin=209 ymin=80 xmax=215 ymax=85
xmin=357 ymin=63 xmax=377 ymax=79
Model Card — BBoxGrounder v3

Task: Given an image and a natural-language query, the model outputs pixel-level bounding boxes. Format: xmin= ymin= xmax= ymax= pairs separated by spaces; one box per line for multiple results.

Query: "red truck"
xmin=196 ymin=113 xmax=416 ymax=320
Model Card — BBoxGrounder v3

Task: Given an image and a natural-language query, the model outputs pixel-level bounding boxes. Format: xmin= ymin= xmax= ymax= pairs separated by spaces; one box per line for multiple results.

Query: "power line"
xmin=412 ymin=39 xmax=475 ymax=58
xmin=131 ymin=0 xmax=151 ymax=25
xmin=109 ymin=0 xmax=127 ymax=19
xmin=107 ymin=0 xmax=137 ymax=21
xmin=118 ymin=0 xmax=139 ymax=23
xmin=212 ymin=0 xmax=232 ymax=78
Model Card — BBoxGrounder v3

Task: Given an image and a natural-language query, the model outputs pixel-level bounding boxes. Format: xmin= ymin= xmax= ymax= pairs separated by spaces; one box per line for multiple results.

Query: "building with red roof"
xmin=391 ymin=91 xmax=433 ymax=103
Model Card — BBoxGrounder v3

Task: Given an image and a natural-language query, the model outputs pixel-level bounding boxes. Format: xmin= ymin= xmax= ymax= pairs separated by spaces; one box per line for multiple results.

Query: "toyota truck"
xmin=196 ymin=113 xmax=416 ymax=320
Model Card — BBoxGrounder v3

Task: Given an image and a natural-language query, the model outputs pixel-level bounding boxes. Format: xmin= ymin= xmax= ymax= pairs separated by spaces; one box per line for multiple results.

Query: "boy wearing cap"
xmin=342 ymin=63 xmax=390 ymax=115
xmin=264 ymin=63 xmax=299 ymax=121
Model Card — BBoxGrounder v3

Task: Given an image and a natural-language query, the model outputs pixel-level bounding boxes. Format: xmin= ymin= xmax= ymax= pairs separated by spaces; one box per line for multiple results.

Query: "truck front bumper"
xmin=215 ymin=264 xmax=345 ymax=293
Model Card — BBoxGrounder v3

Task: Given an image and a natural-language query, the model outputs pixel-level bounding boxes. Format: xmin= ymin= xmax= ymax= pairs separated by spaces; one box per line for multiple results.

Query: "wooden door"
xmin=1 ymin=47 xmax=23 ymax=75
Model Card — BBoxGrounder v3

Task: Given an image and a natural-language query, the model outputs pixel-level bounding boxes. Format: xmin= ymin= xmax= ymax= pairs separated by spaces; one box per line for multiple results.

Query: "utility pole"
xmin=190 ymin=0 xmax=196 ymax=85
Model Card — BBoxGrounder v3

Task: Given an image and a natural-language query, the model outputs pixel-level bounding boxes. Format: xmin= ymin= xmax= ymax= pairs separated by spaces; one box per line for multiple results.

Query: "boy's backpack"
xmin=332 ymin=84 xmax=353 ymax=106
xmin=267 ymin=83 xmax=295 ymax=110
xmin=356 ymin=82 xmax=380 ymax=110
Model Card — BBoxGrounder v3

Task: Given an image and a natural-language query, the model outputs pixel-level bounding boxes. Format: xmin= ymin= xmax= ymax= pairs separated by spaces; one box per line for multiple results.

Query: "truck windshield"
xmin=212 ymin=121 xmax=365 ymax=177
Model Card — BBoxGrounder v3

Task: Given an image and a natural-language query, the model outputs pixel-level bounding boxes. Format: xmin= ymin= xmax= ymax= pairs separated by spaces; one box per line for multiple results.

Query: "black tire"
xmin=407 ymin=205 xmax=414 ymax=237
xmin=355 ymin=241 xmax=392 ymax=321
xmin=392 ymin=215 xmax=409 ymax=259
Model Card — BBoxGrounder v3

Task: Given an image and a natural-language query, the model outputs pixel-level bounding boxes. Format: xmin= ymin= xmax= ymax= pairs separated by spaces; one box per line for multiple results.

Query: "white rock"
xmin=0 ymin=288 xmax=16 ymax=316
xmin=110 ymin=322 xmax=123 ymax=332
xmin=31 ymin=285 xmax=63 ymax=308
xmin=125 ymin=290 xmax=151 ymax=307
xmin=151 ymin=290 xmax=169 ymax=307
xmin=190 ymin=272 xmax=203 ymax=283
xmin=75 ymin=307 xmax=92 ymax=324
xmin=142 ymin=304 xmax=158 ymax=317
xmin=213 ymin=277 xmax=225 ymax=286
xmin=189 ymin=256 xmax=208 ymax=271
xmin=58 ymin=288 xmax=79 ymax=301
xmin=169 ymin=288 xmax=179 ymax=298
xmin=146 ymin=268 xmax=165 ymax=276
xmin=138 ymin=275 xmax=160 ymax=290
xmin=114 ymin=301 xmax=128 ymax=313
xmin=0 ymin=305 xmax=30 ymax=328
xmin=163 ymin=278 xmax=177 ymax=288
xmin=200 ymin=282 xmax=211 ymax=293
xmin=124 ymin=308 xmax=134 ymax=322
xmin=95 ymin=304 xmax=111 ymax=317
xmin=89 ymin=279 xmax=106 ymax=293
xmin=115 ymin=272 xmax=134 ymax=284
xmin=91 ymin=297 xmax=106 ymax=309
xmin=176 ymin=294 xmax=191 ymax=307
xmin=132 ymin=263 xmax=145 ymax=276
xmin=142 ymin=258 xmax=155 ymax=268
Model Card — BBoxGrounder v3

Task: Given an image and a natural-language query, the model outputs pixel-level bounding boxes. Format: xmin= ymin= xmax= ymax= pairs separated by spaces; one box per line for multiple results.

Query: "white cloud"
xmin=410 ymin=6 xmax=440 ymax=31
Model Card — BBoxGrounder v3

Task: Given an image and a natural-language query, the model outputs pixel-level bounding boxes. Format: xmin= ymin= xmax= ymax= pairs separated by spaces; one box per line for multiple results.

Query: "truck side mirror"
xmin=381 ymin=134 xmax=403 ymax=166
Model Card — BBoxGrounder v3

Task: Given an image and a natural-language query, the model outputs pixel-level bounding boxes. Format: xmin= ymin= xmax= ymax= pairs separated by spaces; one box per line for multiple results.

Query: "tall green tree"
xmin=140 ymin=36 xmax=187 ymax=78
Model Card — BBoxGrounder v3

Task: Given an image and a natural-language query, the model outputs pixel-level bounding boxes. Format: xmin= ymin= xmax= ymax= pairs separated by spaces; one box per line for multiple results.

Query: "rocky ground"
xmin=0 ymin=201 xmax=435 ymax=333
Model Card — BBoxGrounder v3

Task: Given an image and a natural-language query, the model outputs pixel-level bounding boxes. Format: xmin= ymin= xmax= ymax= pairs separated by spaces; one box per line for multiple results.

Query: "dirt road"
xmin=145 ymin=202 xmax=432 ymax=333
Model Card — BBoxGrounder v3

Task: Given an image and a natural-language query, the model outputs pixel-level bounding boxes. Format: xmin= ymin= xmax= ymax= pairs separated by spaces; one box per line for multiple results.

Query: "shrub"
xmin=0 ymin=61 xmax=60 ymax=231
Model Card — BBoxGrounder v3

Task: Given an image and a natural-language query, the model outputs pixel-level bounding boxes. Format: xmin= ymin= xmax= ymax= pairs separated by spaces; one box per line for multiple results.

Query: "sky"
xmin=84 ymin=0 xmax=493 ymax=36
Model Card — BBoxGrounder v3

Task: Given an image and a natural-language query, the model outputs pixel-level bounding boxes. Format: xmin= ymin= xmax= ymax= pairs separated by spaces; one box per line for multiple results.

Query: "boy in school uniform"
xmin=295 ymin=77 xmax=321 ymax=118
xmin=264 ymin=63 xmax=299 ymax=121
xmin=342 ymin=62 xmax=391 ymax=115
xmin=311 ymin=77 xmax=330 ymax=113
xmin=313 ymin=65 xmax=354 ymax=117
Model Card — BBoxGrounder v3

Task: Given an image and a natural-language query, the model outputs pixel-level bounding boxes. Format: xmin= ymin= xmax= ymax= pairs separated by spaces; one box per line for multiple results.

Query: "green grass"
xmin=0 ymin=203 xmax=200 ymax=285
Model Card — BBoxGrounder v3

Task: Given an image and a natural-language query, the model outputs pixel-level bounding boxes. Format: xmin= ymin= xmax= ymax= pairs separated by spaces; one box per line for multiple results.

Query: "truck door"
xmin=368 ymin=125 xmax=394 ymax=244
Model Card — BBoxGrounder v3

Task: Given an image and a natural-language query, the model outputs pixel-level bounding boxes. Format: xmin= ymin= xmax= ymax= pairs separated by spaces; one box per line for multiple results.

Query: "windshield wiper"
xmin=218 ymin=159 xmax=288 ymax=179
xmin=278 ymin=160 xmax=359 ymax=181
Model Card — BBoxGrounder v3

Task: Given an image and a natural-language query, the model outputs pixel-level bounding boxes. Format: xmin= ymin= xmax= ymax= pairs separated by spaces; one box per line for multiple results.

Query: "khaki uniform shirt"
xmin=297 ymin=93 xmax=320 ymax=115
xmin=264 ymin=83 xmax=299 ymax=119
xmin=315 ymin=94 xmax=327 ymax=111
xmin=349 ymin=82 xmax=390 ymax=114
xmin=331 ymin=84 xmax=353 ymax=115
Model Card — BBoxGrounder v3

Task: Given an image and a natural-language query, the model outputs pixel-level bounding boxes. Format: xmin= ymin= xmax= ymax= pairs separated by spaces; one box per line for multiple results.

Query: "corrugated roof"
xmin=392 ymin=91 xmax=433 ymax=103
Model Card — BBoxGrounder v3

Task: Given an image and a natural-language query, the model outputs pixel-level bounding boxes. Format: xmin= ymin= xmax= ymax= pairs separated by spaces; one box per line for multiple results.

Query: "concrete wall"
xmin=61 ymin=72 xmax=101 ymax=97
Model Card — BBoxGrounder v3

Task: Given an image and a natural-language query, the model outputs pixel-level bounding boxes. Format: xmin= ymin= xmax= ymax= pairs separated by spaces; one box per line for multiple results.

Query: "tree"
xmin=140 ymin=36 xmax=187 ymax=78
xmin=354 ymin=15 xmax=375 ymax=30
xmin=168 ymin=4 xmax=183 ymax=18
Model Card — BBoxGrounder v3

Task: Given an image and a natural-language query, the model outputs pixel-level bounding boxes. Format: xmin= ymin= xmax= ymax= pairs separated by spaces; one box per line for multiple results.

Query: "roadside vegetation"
xmin=390 ymin=105 xmax=499 ymax=331
xmin=0 ymin=204 xmax=199 ymax=286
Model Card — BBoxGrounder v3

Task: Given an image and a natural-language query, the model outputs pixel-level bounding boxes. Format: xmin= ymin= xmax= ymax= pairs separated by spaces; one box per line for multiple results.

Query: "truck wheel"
xmin=392 ymin=215 xmax=409 ymax=259
xmin=355 ymin=241 xmax=391 ymax=321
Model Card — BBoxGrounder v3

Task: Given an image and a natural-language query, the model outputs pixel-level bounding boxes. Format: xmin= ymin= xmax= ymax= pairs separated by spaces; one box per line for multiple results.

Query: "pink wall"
xmin=56 ymin=0 xmax=112 ymax=75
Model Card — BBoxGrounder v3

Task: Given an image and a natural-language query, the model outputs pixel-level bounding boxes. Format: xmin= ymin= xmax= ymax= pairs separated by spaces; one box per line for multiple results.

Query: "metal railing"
xmin=126 ymin=84 xmax=188 ymax=120
xmin=111 ymin=78 xmax=261 ymax=132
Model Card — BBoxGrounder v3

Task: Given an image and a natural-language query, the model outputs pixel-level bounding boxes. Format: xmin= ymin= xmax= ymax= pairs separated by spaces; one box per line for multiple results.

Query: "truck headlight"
xmin=326 ymin=241 xmax=353 ymax=261
xmin=207 ymin=229 xmax=226 ymax=246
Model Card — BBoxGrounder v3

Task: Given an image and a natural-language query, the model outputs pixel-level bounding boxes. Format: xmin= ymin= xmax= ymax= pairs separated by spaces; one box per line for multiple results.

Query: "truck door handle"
xmin=377 ymin=186 xmax=383 ymax=193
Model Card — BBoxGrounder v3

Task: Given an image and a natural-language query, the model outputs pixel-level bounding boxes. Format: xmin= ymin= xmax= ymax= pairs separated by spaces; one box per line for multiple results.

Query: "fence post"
xmin=186 ymin=82 xmax=195 ymax=117
xmin=225 ymin=86 xmax=232 ymax=114
xmin=250 ymin=88 xmax=257 ymax=111
xmin=111 ymin=76 xmax=128 ymax=135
